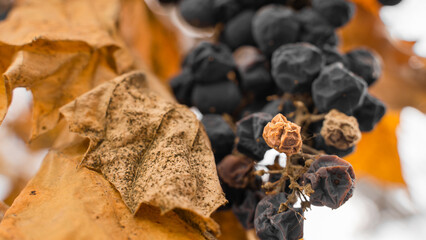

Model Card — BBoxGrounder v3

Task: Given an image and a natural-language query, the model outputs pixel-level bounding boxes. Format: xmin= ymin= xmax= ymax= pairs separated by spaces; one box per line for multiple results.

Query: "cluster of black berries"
xmin=165 ymin=0 xmax=387 ymax=239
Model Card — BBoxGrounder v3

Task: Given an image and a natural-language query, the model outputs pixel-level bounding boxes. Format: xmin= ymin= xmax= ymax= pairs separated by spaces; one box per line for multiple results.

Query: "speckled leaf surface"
xmin=60 ymin=72 xmax=226 ymax=229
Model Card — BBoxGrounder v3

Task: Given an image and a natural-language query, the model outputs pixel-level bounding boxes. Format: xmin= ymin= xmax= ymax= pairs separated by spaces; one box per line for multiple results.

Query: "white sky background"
xmin=0 ymin=1 xmax=426 ymax=239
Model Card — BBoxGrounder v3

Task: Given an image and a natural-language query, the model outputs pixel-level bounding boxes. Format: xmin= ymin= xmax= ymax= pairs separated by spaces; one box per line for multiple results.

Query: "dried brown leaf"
xmin=0 ymin=142 xmax=207 ymax=240
xmin=60 ymin=71 xmax=226 ymax=235
xmin=0 ymin=0 xmax=134 ymax=141
xmin=0 ymin=201 xmax=7 ymax=222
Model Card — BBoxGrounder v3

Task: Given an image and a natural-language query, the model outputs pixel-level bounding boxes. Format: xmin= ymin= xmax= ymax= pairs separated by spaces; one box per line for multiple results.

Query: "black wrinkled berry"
xmin=191 ymin=81 xmax=242 ymax=114
xmin=236 ymin=112 xmax=273 ymax=161
xmin=254 ymin=192 xmax=304 ymax=240
xmin=179 ymin=0 xmax=217 ymax=28
xmin=220 ymin=10 xmax=256 ymax=50
xmin=169 ymin=68 xmax=194 ymax=105
xmin=345 ymin=48 xmax=382 ymax=86
xmin=233 ymin=190 xmax=265 ymax=229
xmin=252 ymin=5 xmax=300 ymax=57
xmin=353 ymin=93 xmax=386 ymax=132
xmin=202 ymin=114 xmax=236 ymax=162
xmin=312 ymin=63 xmax=367 ymax=114
xmin=296 ymin=8 xmax=338 ymax=48
xmin=378 ymin=0 xmax=402 ymax=6
xmin=321 ymin=46 xmax=349 ymax=66
xmin=303 ymin=155 xmax=355 ymax=209
xmin=311 ymin=0 xmax=355 ymax=28
xmin=314 ymin=135 xmax=355 ymax=157
xmin=213 ymin=0 xmax=242 ymax=23
xmin=261 ymin=99 xmax=296 ymax=119
xmin=185 ymin=42 xmax=237 ymax=84
xmin=272 ymin=43 xmax=324 ymax=93
xmin=234 ymin=46 xmax=274 ymax=97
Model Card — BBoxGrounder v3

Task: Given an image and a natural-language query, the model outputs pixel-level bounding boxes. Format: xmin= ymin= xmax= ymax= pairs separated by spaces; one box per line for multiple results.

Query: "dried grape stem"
xmin=302 ymin=145 xmax=322 ymax=155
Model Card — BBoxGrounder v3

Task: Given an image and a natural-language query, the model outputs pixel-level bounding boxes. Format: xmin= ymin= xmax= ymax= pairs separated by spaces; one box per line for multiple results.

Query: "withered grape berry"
xmin=213 ymin=0 xmax=242 ymax=23
xmin=236 ymin=112 xmax=273 ymax=161
xmin=263 ymin=114 xmax=302 ymax=156
xmin=158 ymin=0 xmax=179 ymax=4
xmin=185 ymin=42 xmax=237 ymax=84
xmin=252 ymin=5 xmax=300 ymax=57
xmin=262 ymin=99 xmax=296 ymax=119
xmin=221 ymin=10 xmax=256 ymax=50
xmin=233 ymin=190 xmax=265 ymax=229
xmin=201 ymin=114 xmax=236 ymax=162
xmin=296 ymin=8 xmax=338 ymax=48
xmin=191 ymin=81 xmax=242 ymax=114
xmin=254 ymin=192 xmax=304 ymax=240
xmin=169 ymin=68 xmax=194 ymax=105
xmin=239 ymin=101 xmax=268 ymax=120
xmin=345 ymin=48 xmax=382 ymax=86
xmin=271 ymin=43 xmax=324 ymax=93
xmin=233 ymin=46 xmax=274 ymax=97
xmin=321 ymin=46 xmax=348 ymax=66
xmin=217 ymin=155 xmax=254 ymax=188
xmin=312 ymin=63 xmax=367 ymax=115
xmin=179 ymin=0 xmax=216 ymax=28
xmin=303 ymin=155 xmax=355 ymax=209
xmin=353 ymin=93 xmax=386 ymax=132
xmin=320 ymin=109 xmax=361 ymax=150
xmin=311 ymin=0 xmax=355 ymax=28
xmin=378 ymin=0 xmax=402 ymax=6
xmin=314 ymin=135 xmax=355 ymax=157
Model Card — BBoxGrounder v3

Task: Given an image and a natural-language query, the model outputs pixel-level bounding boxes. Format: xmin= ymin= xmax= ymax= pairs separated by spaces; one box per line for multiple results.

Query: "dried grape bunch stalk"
xmin=165 ymin=0 xmax=388 ymax=238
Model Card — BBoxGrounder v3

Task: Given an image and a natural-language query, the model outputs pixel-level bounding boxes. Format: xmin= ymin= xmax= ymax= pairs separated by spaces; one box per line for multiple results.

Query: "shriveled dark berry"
xmin=191 ymin=81 xmax=242 ymax=114
xmin=353 ymin=93 xmax=386 ymax=132
xmin=271 ymin=43 xmax=324 ymax=93
xmin=220 ymin=10 xmax=256 ymax=50
xmin=233 ymin=190 xmax=265 ymax=229
xmin=311 ymin=0 xmax=355 ymax=28
xmin=262 ymin=99 xmax=296 ymax=119
xmin=320 ymin=109 xmax=361 ymax=150
xmin=345 ymin=48 xmax=382 ymax=86
xmin=233 ymin=46 xmax=274 ymax=97
xmin=201 ymin=114 xmax=236 ymax=162
xmin=252 ymin=5 xmax=300 ymax=57
xmin=158 ymin=0 xmax=180 ymax=4
xmin=219 ymin=181 xmax=245 ymax=210
xmin=312 ymin=63 xmax=367 ymax=114
xmin=303 ymin=155 xmax=355 ymax=209
xmin=239 ymin=100 xmax=268 ymax=120
xmin=321 ymin=46 xmax=348 ymax=66
xmin=314 ymin=135 xmax=355 ymax=157
xmin=236 ymin=112 xmax=273 ymax=160
xmin=296 ymin=8 xmax=338 ymax=48
xmin=184 ymin=42 xmax=237 ymax=84
xmin=217 ymin=155 xmax=254 ymax=188
xmin=263 ymin=114 xmax=303 ymax=156
xmin=378 ymin=0 xmax=402 ymax=6
xmin=169 ymin=68 xmax=194 ymax=105
xmin=213 ymin=0 xmax=242 ymax=23
xmin=179 ymin=0 xmax=217 ymax=28
xmin=254 ymin=192 xmax=304 ymax=240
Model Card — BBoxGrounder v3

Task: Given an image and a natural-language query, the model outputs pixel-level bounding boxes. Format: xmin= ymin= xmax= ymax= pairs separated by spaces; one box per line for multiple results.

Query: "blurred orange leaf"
xmin=0 ymin=201 xmax=7 ymax=222
xmin=339 ymin=4 xmax=426 ymax=113
xmin=120 ymin=0 xmax=181 ymax=82
xmin=0 ymin=0 xmax=134 ymax=141
xmin=345 ymin=111 xmax=404 ymax=185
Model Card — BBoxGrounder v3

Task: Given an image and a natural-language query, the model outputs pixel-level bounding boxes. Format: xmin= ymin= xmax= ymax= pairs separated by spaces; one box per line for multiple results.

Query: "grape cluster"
xmin=164 ymin=0 xmax=388 ymax=238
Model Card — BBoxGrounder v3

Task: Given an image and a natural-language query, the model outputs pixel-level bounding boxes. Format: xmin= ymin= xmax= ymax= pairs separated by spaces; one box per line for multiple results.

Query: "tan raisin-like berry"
xmin=320 ymin=109 xmax=361 ymax=150
xmin=262 ymin=114 xmax=302 ymax=156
